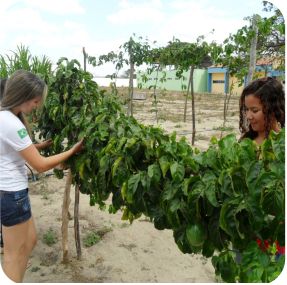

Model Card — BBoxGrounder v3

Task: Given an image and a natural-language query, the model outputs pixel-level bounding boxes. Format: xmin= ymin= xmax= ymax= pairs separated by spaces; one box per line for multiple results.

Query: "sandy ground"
xmin=132 ymin=92 xmax=240 ymax=149
xmin=1 ymin=92 xmax=240 ymax=283
xmin=20 ymin=175 xmax=216 ymax=283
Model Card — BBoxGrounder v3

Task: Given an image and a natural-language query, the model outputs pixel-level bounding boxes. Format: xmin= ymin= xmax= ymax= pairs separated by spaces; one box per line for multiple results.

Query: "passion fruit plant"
xmin=37 ymin=59 xmax=285 ymax=283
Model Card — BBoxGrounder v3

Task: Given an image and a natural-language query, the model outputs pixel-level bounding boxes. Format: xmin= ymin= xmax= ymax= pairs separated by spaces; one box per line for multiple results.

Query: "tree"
xmin=121 ymin=69 xmax=136 ymax=79
xmin=220 ymin=1 xmax=285 ymax=84
xmin=259 ymin=1 xmax=285 ymax=68
xmin=120 ymin=36 xmax=152 ymax=116
xmin=86 ymin=35 xmax=152 ymax=116
xmin=37 ymin=58 xmax=284 ymax=283
xmin=158 ymin=37 xmax=211 ymax=145
xmin=215 ymin=1 xmax=285 ymax=135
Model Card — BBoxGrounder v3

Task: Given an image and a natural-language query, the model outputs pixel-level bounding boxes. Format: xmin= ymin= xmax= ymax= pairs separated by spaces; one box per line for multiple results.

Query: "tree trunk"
xmin=128 ymin=60 xmax=134 ymax=116
xmin=222 ymin=67 xmax=232 ymax=128
xmin=246 ymin=14 xmax=259 ymax=84
xmin=223 ymin=92 xmax=227 ymax=122
xmin=62 ymin=169 xmax=72 ymax=263
xmin=183 ymin=69 xmax=192 ymax=122
xmin=74 ymin=184 xmax=82 ymax=260
xmin=221 ymin=92 xmax=228 ymax=139
xmin=190 ymin=66 xmax=196 ymax=145
xmin=221 ymin=81 xmax=233 ymax=138
xmin=83 ymin=47 xmax=87 ymax=72
xmin=153 ymin=65 xmax=160 ymax=123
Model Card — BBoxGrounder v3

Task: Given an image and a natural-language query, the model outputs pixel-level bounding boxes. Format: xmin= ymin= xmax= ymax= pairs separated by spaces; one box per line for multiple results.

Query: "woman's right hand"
xmin=40 ymin=139 xmax=53 ymax=149
xmin=72 ymin=139 xmax=84 ymax=154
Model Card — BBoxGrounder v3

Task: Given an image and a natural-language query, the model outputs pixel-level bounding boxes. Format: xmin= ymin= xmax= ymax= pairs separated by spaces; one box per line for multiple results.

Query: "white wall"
xmin=93 ymin=77 xmax=137 ymax=87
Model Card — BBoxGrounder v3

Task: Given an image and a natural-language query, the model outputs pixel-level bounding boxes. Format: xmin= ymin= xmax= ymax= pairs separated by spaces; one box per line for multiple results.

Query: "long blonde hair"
xmin=0 ymin=70 xmax=47 ymax=131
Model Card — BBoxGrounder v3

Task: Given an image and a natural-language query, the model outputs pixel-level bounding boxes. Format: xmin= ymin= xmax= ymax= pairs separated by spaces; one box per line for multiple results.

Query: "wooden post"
xmin=246 ymin=14 xmax=259 ymax=84
xmin=128 ymin=60 xmax=134 ymax=117
xmin=152 ymin=65 xmax=160 ymax=124
xmin=190 ymin=65 xmax=196 ymax=146
xmin=83 ymin=47 xmax=87 ymax=72
xmin=74 ymin=184 xmax=82 ymax=260
xmin=184 ymin=68 xmax=192 ymax=123
xmin=62 ymin=169 xmax=72 ymax=263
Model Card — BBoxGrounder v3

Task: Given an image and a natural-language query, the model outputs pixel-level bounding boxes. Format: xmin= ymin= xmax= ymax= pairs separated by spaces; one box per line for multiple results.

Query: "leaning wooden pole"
xmin=190 ymin=66 xmax=196 ymax=146
xmin=183 ymin=68 xmax=192 ymax=122
xmin=246 ymin=14 xmax=259 ymax=85
xmin=83 ymin=47 xmax=87 ymax=72
xmin=74 ymin=184 xmax=82 ymax=260
xmin=62 ymin=169 xmax=72 ymax=263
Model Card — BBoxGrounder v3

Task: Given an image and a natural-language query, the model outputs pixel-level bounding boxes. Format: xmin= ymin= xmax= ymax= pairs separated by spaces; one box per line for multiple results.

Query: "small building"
xmin=137 ymin=68 xmax=208 ymax=92
xmin=207 ymin=66 xmax=229 ymax=94
xmin=137 ymin=59 xmax=284 ymax=95
xmin=255 ymin=57 xmax=285 ymax=80
xmin=207 ymin=59 xmax=285 ymax=95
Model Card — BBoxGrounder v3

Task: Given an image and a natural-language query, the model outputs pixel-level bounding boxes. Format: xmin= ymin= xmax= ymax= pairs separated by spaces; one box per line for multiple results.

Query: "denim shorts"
xmin=0 ymin=189 xmax=31 ymax=227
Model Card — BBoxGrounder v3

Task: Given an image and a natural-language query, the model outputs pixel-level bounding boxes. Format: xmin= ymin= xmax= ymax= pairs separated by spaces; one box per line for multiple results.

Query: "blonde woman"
xmin=0 ymin=76 xmax=52 ymax=255
xmin=0 ymin=70 xmax=83 ymax=282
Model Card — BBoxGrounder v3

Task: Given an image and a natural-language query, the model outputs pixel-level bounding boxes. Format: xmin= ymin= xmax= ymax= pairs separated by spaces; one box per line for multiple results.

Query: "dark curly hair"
xmin=239 ymin=77 xmax=285 ymax=140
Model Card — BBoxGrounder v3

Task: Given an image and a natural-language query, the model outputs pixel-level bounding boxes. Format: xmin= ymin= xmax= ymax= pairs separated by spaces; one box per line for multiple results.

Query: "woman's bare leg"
xmin=2 ymin=217 xmax=37 ymax=282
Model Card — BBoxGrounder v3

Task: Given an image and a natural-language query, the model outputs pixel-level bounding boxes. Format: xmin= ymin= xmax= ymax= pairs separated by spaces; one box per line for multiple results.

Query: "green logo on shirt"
xmin=17 ymin=128 xmax=28 ymax=139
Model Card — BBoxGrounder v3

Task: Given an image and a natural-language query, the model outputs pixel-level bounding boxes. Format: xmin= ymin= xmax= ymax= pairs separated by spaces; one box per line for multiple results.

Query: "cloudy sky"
xmin=0 ymin=0 xmax=285 ymax=76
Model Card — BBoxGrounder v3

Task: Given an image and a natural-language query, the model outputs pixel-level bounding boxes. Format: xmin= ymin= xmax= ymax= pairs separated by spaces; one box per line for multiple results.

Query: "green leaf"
xmin=261 ymin=182 xmax=284 ymax=216
xmin=202 ymin=171 xmax=219 ymax=207
xmin=112 ymin=156 xmax=123 ymax=177
xmin=218 ymin=133 xmax=237 ymax=150
xmin=218 ymin=170 xmax=233 ymax=196
xmin=162 ymin=181 xmax=179 ymax=201
xmin=219 ymin=197 xmax=242 ymax=238
xmin=148 ymin=163 xmax=161 ymax=183
xmin=126 ymin=174 xmax=141 ymax=203
xmin=121 ymin=181 xmax=127 ymax=200
xmin=245 ymin=161 xmax=262 ymax=194
xmin=204 ymin=182 xmax=219 ymax=207
xmin=169 ymin=198 xmax=181 ymax=212
xmin=170 ymin=162 xmax=185 ymax=182
xmin=159 ymin=156 xmax=170 ymax=177
xmin=182 ymin=176 xmax=200 ymax=196
xmin=212 ymin=251 xmax=238 ymax=282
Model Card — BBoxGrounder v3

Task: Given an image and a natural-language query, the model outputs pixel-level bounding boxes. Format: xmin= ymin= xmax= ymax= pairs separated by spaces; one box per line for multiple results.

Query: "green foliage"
xmin=42 ymin=228 xmax=58 ymax=246
xmin=83 ymin=232 xmax=101 ymax=247
xmin=219 ymin=3 xmax=285 ymax=84
xmin=212 ymin=241 xmax=285 ymax=283
xmin=0 ymin=44 xmax=52 ymax=82
xmin=213 ymin=125 xmax=234 ymax=132
xmin=30 ymin=266 xmax=41 ymax=272
xmin=36 ymin=59 xmax=284 ymax=283
xmin=87 ymin=34 xmax=152 ymax=71
xmin=0 ymin=45 xmax=53 ymax=129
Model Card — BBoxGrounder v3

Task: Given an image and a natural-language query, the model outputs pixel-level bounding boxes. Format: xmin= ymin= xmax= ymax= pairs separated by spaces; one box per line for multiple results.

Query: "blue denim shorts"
xmin=0 ymin=189 xmax=31 ymax=227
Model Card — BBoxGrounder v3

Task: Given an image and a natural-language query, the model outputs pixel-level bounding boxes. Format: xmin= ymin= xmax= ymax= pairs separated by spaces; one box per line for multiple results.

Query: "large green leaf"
xmin=126 ymin=174 xmax=141 ymax=203
xmin=148 ymin=163 xmax=161 ymax=183
xmin=159 ymin=156 xmax=170 ymax=177
xmin=170 ymin=162 xmax=185 ymax=182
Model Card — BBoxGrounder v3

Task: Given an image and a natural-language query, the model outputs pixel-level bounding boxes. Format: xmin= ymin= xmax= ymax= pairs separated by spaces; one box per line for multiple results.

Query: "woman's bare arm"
xmin=20 ymin=139 xmax=83 ymax=173
xmin=34 ymin=139 xmax=53 ymax=150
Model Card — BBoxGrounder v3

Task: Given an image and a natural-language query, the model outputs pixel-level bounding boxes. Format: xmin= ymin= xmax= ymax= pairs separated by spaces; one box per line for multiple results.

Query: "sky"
xmin=0 ymin=0 xmax=286 ymax=76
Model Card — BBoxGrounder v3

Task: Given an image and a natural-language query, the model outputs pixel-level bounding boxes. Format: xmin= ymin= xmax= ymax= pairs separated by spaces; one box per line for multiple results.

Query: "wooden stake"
xmin=62 ymin=169 xmax=72 ymax=263
xmin=74 ymin=184 xmax=82 ymax=260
